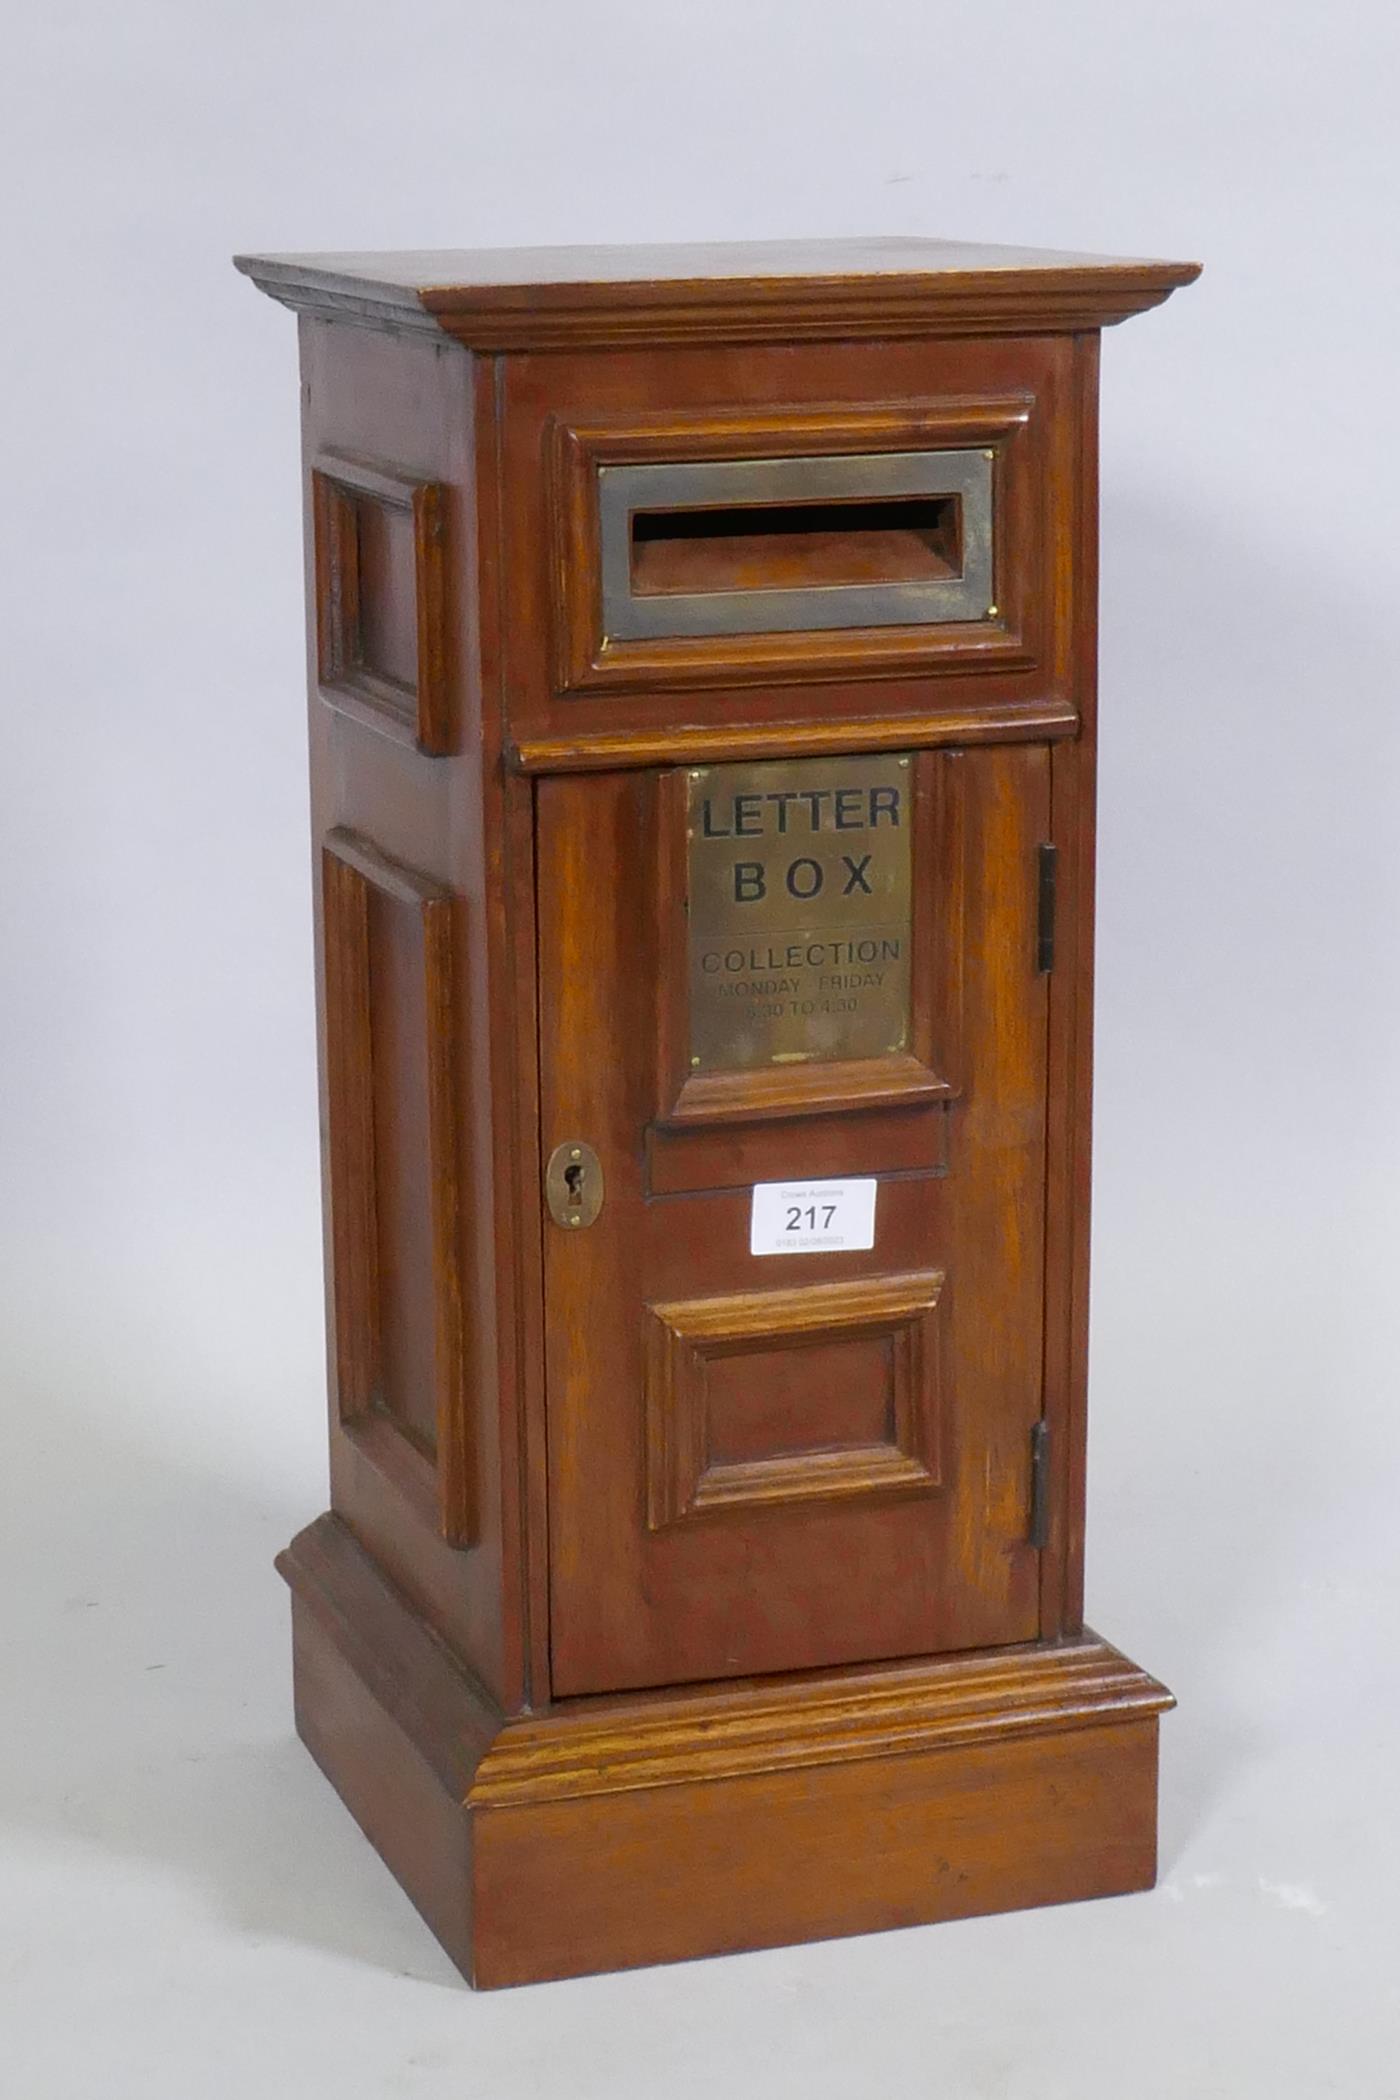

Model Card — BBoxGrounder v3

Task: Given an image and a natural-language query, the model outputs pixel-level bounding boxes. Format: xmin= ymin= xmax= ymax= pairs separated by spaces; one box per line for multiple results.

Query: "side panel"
xmin=299 ymin=319 xmax=527 ymax=1703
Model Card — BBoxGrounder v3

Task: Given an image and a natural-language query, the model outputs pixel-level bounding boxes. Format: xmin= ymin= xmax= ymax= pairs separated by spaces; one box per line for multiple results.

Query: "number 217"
xmin=786 ymin=1203 xmax=837 ymax=1232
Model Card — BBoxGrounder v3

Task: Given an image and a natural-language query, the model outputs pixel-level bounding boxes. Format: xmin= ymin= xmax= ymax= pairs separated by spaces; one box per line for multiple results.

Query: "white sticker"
xmin=749 ymin=1178 xmax=877 ymax=1257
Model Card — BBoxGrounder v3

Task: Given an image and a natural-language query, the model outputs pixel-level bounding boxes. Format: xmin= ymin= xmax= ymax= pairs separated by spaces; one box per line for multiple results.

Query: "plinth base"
xmin=278 ymin=1515 xmax=1173 ymax=1988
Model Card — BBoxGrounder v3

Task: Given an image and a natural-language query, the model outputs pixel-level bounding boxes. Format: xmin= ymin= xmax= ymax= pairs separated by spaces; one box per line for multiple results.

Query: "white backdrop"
xmin=4 ymin=3 xmax=1399 ymax=2093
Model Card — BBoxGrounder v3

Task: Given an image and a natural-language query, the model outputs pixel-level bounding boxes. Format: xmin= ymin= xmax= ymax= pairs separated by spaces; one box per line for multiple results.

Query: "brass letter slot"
xmin=599 ymin=450 xmax=994 ymax=640
xmin=632 ymin=495 xmax=963 ymax=596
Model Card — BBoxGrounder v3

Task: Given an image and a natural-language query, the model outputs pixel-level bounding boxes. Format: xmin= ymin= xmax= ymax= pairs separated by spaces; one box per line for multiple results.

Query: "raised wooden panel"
xmin=312 ymin=452 xmax=452 ymax=753
xmin=321 ymin=828 xmax=473 ymax=1544
xmin=707 ymin=1338 xmax=891 ymax=1460
xmin=644 ymin=1271 xmax=944 ymax=1529
xmin=549 ymin=397 xmax=1038 ymax=699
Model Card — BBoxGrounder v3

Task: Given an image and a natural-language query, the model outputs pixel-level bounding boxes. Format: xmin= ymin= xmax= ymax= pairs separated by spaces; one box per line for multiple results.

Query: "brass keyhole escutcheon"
xmin=546 ymin=1141 xmax=604 ymax=1229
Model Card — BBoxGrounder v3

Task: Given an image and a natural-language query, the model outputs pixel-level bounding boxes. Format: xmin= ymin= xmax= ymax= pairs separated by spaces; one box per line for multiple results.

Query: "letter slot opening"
xmin=598 ymin=449 xmax=995 ymax=641
xmin=631 ymin=495 xmax=964 ymax=597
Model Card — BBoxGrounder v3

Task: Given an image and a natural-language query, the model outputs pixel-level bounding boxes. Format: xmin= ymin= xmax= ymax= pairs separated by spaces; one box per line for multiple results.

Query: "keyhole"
xmin=547 ymin=1140 xmax=601 ymax=1229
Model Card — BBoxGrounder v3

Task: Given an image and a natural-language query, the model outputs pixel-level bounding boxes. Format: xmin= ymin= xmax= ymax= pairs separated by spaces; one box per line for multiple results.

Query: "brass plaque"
xmin=687 ymin=752 xmax=913 ymax=1073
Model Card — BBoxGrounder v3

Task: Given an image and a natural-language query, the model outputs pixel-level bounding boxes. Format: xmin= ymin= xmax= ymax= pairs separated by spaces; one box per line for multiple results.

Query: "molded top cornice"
xmin=234 ymin=235 xmax=1201 ymax=350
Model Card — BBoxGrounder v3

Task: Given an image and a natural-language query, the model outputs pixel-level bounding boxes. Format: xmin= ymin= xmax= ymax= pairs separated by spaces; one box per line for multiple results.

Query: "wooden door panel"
xmin=644 ymin=1270 xmax=945 ymax=1528
xmin=539 ymin=744 xmax=1049 ymax=1697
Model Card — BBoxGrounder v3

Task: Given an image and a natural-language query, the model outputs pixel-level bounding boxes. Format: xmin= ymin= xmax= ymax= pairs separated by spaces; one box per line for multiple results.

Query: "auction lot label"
xmin=749 ymin=1178 xmax=878 ymax=1256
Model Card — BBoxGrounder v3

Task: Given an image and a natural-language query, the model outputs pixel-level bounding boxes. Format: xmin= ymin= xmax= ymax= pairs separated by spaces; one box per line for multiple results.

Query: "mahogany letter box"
xmin=236 ymin=236 xmax=1200 ymax=1987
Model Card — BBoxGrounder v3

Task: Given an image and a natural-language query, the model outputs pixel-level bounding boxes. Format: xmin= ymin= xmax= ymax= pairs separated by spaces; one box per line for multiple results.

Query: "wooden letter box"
xmin=236 ymin=236 xmax=1200 ymax=1987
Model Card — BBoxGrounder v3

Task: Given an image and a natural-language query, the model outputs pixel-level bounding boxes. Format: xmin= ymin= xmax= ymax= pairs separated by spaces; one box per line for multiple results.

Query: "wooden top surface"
xmin=234 ymin=235 xmax=1200 ymax=349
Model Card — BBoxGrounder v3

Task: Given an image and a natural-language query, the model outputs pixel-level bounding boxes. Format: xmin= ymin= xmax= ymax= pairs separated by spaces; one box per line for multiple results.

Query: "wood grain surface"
xmin=245 ymin=237 xmax=1197 ymax=1984
xmin=235 ymin=235 xmax=1200 ymax=347
xmin=282 ymin=1513 xmax=1172 ymax=1986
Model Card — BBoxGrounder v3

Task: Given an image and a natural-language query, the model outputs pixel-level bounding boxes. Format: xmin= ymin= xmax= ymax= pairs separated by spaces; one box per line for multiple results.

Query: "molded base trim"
xmin=278 ymin=1514 xmax=1172 ymax=1988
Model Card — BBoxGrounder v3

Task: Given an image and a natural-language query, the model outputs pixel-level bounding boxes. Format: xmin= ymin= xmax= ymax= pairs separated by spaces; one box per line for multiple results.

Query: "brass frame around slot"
xmin=598 ymin=449 xmax=994 ymax=640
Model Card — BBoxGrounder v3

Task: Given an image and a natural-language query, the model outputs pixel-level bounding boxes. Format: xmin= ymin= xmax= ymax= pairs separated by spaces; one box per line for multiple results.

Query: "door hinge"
xmin=1036 ymin=842 xmax=1057 ymax=973
xmin=1028 ymin=1419 xmax=1051 ymax=1549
